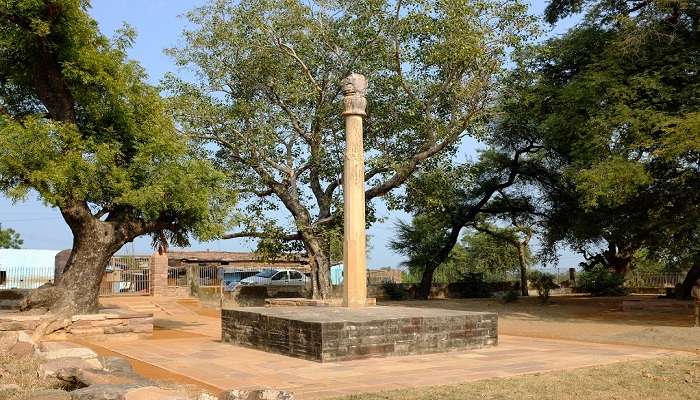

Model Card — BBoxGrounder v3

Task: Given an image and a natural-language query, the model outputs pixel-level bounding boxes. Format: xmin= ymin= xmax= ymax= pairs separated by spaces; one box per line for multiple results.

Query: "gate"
xmin=99 ymin=256 xmax=151 ymax=296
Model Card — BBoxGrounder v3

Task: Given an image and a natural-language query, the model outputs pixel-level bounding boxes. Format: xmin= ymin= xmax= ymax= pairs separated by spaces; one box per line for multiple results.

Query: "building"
xmin=166 ymin=250 xmax=309 ymax=272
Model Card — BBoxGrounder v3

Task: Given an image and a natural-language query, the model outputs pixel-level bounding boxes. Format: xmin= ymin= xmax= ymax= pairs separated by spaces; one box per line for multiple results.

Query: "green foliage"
xmin=577 ymin=265 xmax=628 ymax=296
xmin=528 ymin=270 xmax=558 ymax=303
xmin=0 ymin=223 xmax=22 ymax=248
xmin=503 ymin=2 xmax=700 ymax=273
xmin=502 ymin=288 xmax=519 ymax=303
xmin=391 ymin=217 xmax=527 ymax=284
xmin=0 ymin=1 xmax=231 ymax=246
xmin=448 ymin=272 xmax=493 ymax=298
xmin=461 ymin=228 xmax=529 ymax=277
xmin=381 ymin=281 xmax=409 ymax=301
xmin=165 ymin=0 xmax=538 ymax=256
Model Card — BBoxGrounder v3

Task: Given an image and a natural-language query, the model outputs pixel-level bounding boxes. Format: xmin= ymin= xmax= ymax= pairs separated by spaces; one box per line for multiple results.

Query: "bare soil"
xmin=381 ymin=295 xmax=700 ymax=352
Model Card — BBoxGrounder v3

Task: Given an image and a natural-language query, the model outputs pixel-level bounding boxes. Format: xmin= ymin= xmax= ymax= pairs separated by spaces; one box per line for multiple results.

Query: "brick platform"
xmin=221 ymin=306 xmax=497 ymax=362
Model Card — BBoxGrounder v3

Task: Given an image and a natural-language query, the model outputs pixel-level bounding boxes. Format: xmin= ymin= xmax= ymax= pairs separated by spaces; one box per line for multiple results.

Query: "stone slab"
xmin=222 ymin=306 xmax=497 ymax=362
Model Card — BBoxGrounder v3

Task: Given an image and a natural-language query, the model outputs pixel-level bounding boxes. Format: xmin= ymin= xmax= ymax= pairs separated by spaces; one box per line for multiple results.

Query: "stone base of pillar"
xmin=222 ymin=306 xmax=497 ymax=362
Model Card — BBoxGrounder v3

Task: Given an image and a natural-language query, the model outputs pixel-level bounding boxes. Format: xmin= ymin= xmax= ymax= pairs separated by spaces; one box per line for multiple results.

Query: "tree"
xmin=391 ymin=137 xmax=542 ymax=299
xmin=0 ymin=1 xmax=230 ymax=315
xmin=391 ymin=217 xmax=529 ymax=288
xmin=499 ymin=0 xmax=700 ymax=283
xmin=0 ymin=223 xmax=22 ymax=248
xmin=167 ymin=0 xmax=537 ymax=298
xmin=474 ymin=221 xmax=534 ymax=296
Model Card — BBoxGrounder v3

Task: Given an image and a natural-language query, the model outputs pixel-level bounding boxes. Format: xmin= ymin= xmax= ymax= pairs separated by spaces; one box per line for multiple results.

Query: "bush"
xmin=502 ymin=289 xmax=519 ymax=303
xmin=577 ymin=266 xmax=628 ymax=296
xmin=381 ymin=281 xmax=409 ymax=300
xmin=528 ymin=270 xmax=559 ymax=304
xmin=447 ymin=272 xmax=493 ymax=298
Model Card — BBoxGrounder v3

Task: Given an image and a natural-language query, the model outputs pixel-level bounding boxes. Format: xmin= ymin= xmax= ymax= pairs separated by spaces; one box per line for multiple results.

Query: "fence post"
xmin=150 ymin=249 xmax=169 ymax=297
xmin=569 ymin=268 xmax=576 ymax=286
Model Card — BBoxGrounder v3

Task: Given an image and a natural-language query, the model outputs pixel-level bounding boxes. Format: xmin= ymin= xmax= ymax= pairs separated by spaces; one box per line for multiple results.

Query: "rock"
xmin=99 ymin=356 xmax=134 ymax=375
xmin=198 ymin=393 xmax=218 ymax=400
xmin=9 ymin=340 xmax=36 ymax=358
xmin=122 ymin=386 xmax=189 ymax=400
xmin=0 ymin=383 xmax=20 ymax=393
xmin=221 ymin=389 xmax=295 ymax=400
xmin=40 ymin=357 xmax=103 ymax=378
xmin=0 ymin=331 xmax=19 ymax=351
xmin=44 ymin=318 xmax=72 ymax=335
xmin=56 ymin=367 xmax=147 ymax=387
xmin=69 ymin=384 xmax=142 ymax=400
xmin=39 ymin=342 xmax=98 ymax=360
xmin=28 ymin=389 xmax=72 ymax=400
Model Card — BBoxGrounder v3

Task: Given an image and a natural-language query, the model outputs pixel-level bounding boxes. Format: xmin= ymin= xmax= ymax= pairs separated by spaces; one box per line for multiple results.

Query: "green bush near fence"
xmin=577 ymin=265 xmax=628 ymax=296
xmin=446 ymin=273 xmax=493 ymax=298
xmin=381 ymin=281 xmax=410 ymax=300
xmin=528 ymin=270 xmax=558 ymax=304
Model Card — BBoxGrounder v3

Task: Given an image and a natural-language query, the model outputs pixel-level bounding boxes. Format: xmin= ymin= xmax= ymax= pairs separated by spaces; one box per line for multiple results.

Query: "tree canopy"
xmin=167 ymin=0 xmax=537 ymax=298
xmin=501 ymin=0 xmax=700 ymax=277
xmin=0 ymin=223 xmax=22 ymax=249
xmin=0 ymin=0 xmax=231 ymax=314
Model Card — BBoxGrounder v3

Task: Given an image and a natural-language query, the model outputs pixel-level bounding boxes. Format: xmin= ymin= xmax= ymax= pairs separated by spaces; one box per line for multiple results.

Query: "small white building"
xmin=0 ymin=249 xmax=58 ymax=290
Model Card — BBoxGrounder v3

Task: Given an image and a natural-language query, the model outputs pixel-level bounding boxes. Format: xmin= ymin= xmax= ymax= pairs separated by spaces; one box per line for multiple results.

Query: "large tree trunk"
xmin=416 ymin=264 xmax=437 ymax=300
xmin=416 ymin=223 xmax=463 ymax=300
xmin=23 ymin=208 xmax=129 ymax=316
xmin=50 ymin=231 xmax=122 ymax=315
xmin=517 ymin=242 xmax=529 ymax=296
xmin=678 ymin=263 xmax=700 ymax=299
xmin=602 ymin=243 xmax=634 ymax=276
xmin=302 ymin=233 xmax=332 ymax=299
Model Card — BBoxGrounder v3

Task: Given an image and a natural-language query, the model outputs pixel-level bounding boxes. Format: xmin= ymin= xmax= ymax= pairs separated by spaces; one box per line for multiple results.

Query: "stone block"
xmin=222 ymin=306 xmax=497 ymax=362
xmin=0 ymin=331 xmax=19 ymax=351
xmin=103 ymin=325 xmax=132 ymax=334
xmin=39 ymin=342 xmax=98 ymax=360
xmin=68 ymin=327 xmax=105 ymax=337
xmin=222 ymin=389 xmax=295 ymax=400
xmin=122 ymin=386 xmax=189 ymax=400
xmin=70 ymin=384 xmax=143 ymax=400
xmin=9 ymin=340 xmax=36 ymax=358
xmin=40 ymin=357 xmax=103 ymax=378
xmin=27 ymin=389 xmax=71 ymax=400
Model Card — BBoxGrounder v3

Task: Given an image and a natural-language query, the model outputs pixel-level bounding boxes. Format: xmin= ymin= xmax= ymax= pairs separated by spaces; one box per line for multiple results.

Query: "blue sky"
xmin=0 ymin=0 xmax=581 ymax=270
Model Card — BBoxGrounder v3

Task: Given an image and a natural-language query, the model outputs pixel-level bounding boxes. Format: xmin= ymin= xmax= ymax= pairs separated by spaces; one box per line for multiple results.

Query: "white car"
xmin=239 ymin=268 xmax=308 ymax=287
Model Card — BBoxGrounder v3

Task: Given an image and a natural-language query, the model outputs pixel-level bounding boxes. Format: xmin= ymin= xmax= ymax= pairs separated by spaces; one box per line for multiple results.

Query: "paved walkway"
xmin=90 ymin=297 xmax=682 ymax=399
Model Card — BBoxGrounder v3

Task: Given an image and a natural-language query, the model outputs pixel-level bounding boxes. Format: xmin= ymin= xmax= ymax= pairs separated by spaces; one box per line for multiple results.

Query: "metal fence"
xmin=195 ymin=265 xmax=221 ymax=288
xmin=0 ymin=265 xmax=54 ymax=289
xmin=625 ymin=272 xmax=686 ymax=288
xmin=99 ymin=256 xmax=151 ymax=296
xmin=395 ymin=266 xmax=520 ymax=285
xmin=168 ymin=266 xmax=189 ymax=287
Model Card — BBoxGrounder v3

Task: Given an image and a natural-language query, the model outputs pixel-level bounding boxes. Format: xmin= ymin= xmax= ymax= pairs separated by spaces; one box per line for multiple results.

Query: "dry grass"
xmin=334 ymin=356 xmax=700 ymax=400
xmin=0 ymin=353 xmax=70 ymax=400
xmin=381 ymin=296 xmax=700 ymax=352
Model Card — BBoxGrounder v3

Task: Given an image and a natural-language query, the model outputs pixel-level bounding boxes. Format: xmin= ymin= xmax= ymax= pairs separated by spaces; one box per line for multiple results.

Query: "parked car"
xmin=222 ymin=268 xmax=260 ymax=291
xmin=239 ymin=268 xmax=308 ymax=287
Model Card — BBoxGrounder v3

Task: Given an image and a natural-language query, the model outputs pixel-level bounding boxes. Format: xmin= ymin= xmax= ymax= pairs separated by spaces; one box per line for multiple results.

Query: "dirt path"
xmin=381 ymin=296 xmax=700 ymax=353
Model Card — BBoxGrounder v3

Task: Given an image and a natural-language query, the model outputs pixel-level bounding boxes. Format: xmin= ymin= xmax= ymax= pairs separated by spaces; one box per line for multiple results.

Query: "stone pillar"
xmin=150 ymin=248 xmax=169 ymax=297
xmin=341 ymin=73 xmax=368 ymax=308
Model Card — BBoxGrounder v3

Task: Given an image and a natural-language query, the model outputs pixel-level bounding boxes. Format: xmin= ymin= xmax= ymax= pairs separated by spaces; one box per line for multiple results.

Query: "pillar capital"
xmin=342 ymin=73 xmax=367 ymax=117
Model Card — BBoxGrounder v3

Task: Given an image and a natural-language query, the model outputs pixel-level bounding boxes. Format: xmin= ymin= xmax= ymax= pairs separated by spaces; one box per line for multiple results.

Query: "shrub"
xmin=528 ymin=270 xmax=559 ymax=304
xmin=381 ymin=281 xmax=410 ymax=300
xmin=502 ymin=289 xmax=519 ymax=303
xmin=447 ymin=272 xmax=493 ymax=298
xmin=577 ymin=266 xmax=628 ymax=296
